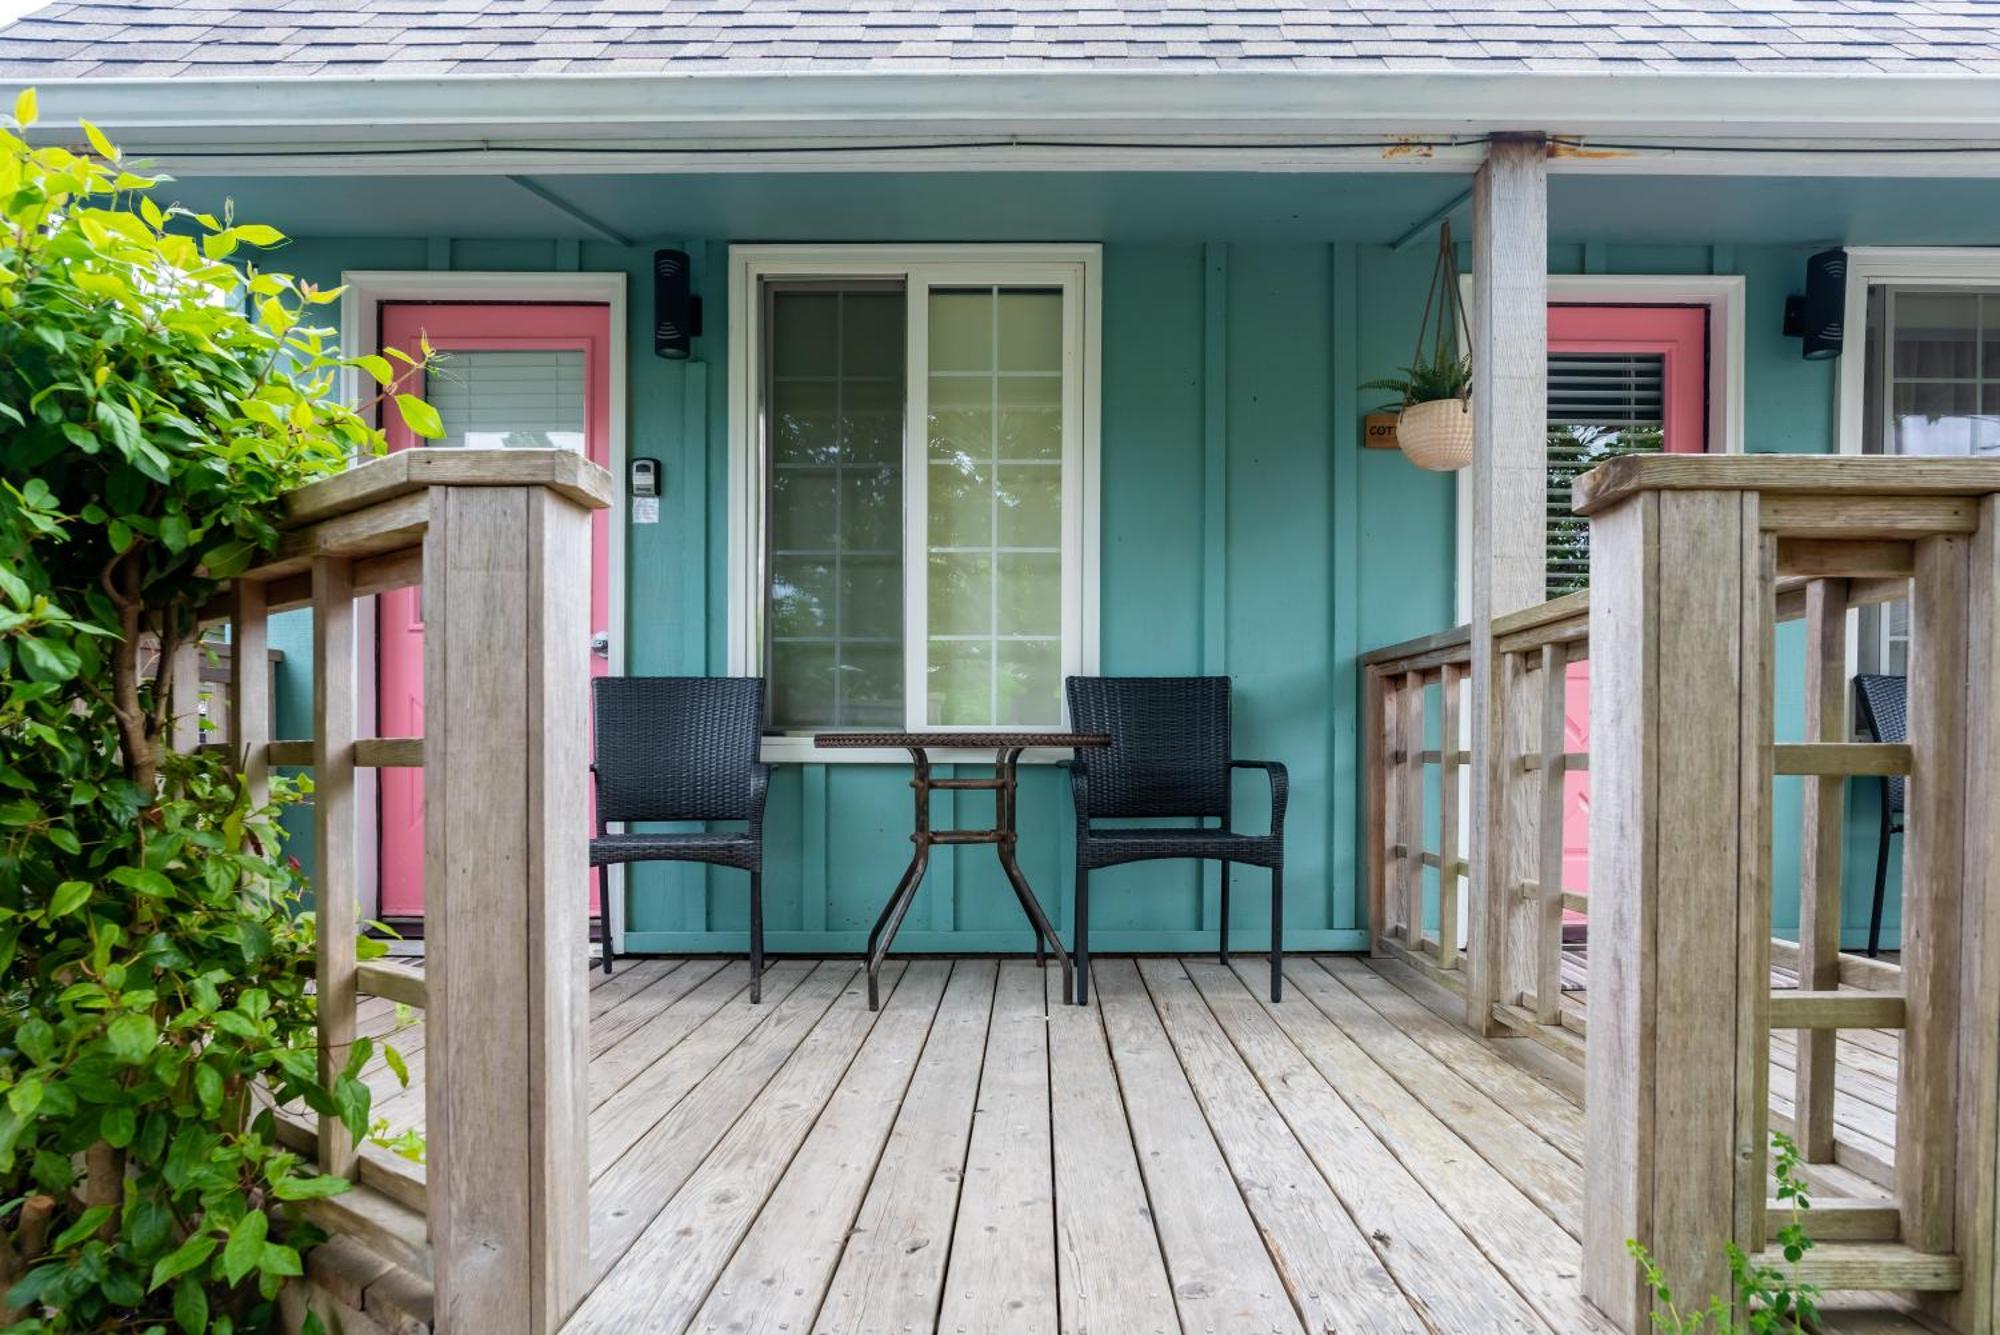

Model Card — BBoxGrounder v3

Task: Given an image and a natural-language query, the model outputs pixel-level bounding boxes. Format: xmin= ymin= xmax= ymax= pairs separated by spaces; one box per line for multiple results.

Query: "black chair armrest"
xmin=747 ymin=762 xmax=772 ymax=837
xmin=1067 ymin=760 xmax=1092 ymax=827
xmin=1231 ymin=759 xmax=1288 ymax=837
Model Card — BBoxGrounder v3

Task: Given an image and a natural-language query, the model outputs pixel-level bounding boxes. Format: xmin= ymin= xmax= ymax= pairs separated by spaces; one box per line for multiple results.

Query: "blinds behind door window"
xmin=1546 ymin=352 xmax=1666 ymax=597
xmin=424 ymin=350 xmax=586 ymax=451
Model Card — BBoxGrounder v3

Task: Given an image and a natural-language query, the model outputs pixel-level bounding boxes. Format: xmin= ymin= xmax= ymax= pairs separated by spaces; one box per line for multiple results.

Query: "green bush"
xmin=0 ymin=91 xmax=434 ymax=1332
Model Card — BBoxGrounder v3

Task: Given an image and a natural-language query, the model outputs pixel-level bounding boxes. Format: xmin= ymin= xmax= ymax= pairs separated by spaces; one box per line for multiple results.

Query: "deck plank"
xmin=815 ymin=960 xmax=998 ymax=1335
xmin=937 ymin=961 xmax=1061 ymax=1333
xmin=1235 ymin=961 xmax=1621 ymax=1333
xmin=688 ymin=962 xmax=952 ymax=1335
xmin=569 ymin=962 xmax=903 ymax=1331
xmin=1334 ymin=958 xmax=1585 ymax=1162
xmin=584 ymin=961 xmax=860 ymax=1282
xmin=1137 ymin=958 xmax=1425 ymax=1334
xmin=1300 ymin=960 xmax=1584 ymax=1235
xmin=589 ymin=960 xmax=767 ymax=1112
xmin=1184 ymin=959 xmax=1557 ymax=1334
xmin=1047 ymin=964 xmax=1180 ymax=1335
xmin=1094 ymin=958 xmax=1305 ymax=1334
xmin=589 ymin=961 xmax=814 ymax=1178
xmin=588 ymin=958 xmax=724 ymax=1059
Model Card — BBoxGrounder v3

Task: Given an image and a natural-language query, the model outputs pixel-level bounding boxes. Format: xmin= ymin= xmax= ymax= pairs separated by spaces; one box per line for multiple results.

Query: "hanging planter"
xmin=1362 ymin=220 xmax=1475 ymax=473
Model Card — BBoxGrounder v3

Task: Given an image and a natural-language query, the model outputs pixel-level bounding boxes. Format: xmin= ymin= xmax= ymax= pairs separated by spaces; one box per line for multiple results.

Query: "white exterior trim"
xmin=726 ymin=243 xmax=1102 ymax=764
xmin=338 ymin=269 xmax=629 ymax=946
xmin=1451 ymin=272 xmax=1747 ymax=622
xmin=1836 ymin=247 xmax=2000 ymax=456
xmin=24 ymin=72 xmax=2000 ymax=178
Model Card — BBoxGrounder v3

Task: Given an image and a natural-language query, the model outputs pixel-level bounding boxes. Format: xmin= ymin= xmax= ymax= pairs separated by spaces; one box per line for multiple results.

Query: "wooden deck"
xmin=350 ymin=953 xmax=1944 ymax=1334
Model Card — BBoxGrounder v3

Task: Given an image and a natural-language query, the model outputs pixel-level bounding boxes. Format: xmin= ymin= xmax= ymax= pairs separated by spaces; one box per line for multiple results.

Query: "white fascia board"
xmin=12 ymin=69 xmax=2000 ymax=176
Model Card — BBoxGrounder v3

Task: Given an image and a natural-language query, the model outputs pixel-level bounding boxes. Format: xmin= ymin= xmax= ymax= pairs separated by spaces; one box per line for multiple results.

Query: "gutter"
xmin=10 ymin=69 xmax=2000 ymax=176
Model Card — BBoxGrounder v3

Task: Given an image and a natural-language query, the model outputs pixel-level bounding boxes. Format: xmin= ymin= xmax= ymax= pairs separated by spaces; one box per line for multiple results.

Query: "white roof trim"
xmin=14 ymin=70 xmax=2000 ymax=178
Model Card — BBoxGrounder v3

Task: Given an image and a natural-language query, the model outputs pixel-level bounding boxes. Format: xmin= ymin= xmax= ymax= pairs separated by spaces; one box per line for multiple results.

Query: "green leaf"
xmin=110 ymin=865 xmax=175 ymax=898
xmin=353 ymin=354 xmax=393 ymax=386
xmin=258 ymin=1241 xmax=302 ymax=1278
xmin=105 ymin=1012 xmax=158 ymax=1064
xmin=384 ymin=1043 xmax=410 ymax=1088
xmin=48 ymin=880 xmax=91 ymax=918
xmin=222 ymin=1209 xmax=267 ymax=1286
xmin=12 ymin=88 xmax=35 ymax=127
xmin=233 ymin=223 xmax=286 ymax=247
xmin=269 ymin=1172 xmax=349 ymax=1202
xmin=15 ymin=1017 xmax=54 ymax=1065
xmin=194 ymin=1063 xmax=223 ymax=1115
xmin=51 ymin=1205 xmax=114 ymax=1253
xmin=174 ymin=1276 xmax=209 ymax=1335
xmin=7 ymin=1075 xmax=43 ymax=1117
xmin=80 ymin=119 xmax=120 ymax=162
xmin=100 ymin=1103 xmax=137 ymax=1148
xmin=394 ymin=393 xmax=444 ymax=440
xmin=150 ymin=1233 xmax=218 ymax=1291
xmin=95 ymin=398 xmax=142 ymax=458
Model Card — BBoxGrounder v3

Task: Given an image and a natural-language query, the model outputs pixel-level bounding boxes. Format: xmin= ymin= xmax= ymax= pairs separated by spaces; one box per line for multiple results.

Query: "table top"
xmin=813 ymin=731 xmax=1112 ymax=751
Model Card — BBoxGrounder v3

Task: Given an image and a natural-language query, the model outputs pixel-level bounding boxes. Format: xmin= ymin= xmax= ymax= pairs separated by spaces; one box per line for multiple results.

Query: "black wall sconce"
xmin=1782 ymin=247 xmax=1847 ymax=361
xmin=654 ymin=249 xmax=702 ymax=360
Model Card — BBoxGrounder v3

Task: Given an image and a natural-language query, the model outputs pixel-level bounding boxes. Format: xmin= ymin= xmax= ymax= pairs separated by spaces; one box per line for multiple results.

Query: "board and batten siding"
xmin=262 ymin=232 xmax=1895 ymax=953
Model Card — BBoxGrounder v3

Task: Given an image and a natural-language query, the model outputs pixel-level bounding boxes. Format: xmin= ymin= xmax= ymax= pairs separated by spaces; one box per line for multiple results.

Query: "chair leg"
xmin=1269 ymin=861 xmax=1284 ymax=1003
xmin=1217 ymin=860 xmax=1230 ymax=965
xmin=598 ymin=864 xmax=614 ymax=976
xmin=748 ymin=870 xmax=765 ymax=1004
xmin=1074 ymin=862 xmax=1091 ymax=1006
xmin=1869 ymin=819 xmax=1893 ymax=958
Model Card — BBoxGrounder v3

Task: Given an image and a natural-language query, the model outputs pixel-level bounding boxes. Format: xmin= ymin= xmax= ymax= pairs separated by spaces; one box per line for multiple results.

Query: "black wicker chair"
xmin=590 ymin=677 xmax=770 ymax=999
xmin=1065 ymin=676 xmax=1288 ymax=1005
xmin=1854 ymin=673 xmax=1906 ymax=959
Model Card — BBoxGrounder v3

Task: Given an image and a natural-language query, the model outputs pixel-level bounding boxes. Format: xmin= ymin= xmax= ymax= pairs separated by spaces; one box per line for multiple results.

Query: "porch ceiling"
xmin=161 ymin=168 xmax=2000 ymax=247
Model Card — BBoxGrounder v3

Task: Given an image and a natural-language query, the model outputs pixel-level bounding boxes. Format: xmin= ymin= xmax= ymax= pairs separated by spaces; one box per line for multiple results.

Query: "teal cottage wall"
xmin=259 ymin=228 xmax=1895 ymax=954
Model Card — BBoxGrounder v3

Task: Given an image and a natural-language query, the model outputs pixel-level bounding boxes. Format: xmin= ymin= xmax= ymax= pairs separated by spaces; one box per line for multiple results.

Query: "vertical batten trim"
xmin=425 ymin=237 xmax=451 ymax=271
xmin=1330 ymin=242 xmax=1361 ymax=932
xmin=1201 ymin=241 xmax=1229 ymax=933
xmin=802 ymin=763 xmax=829 ymax=933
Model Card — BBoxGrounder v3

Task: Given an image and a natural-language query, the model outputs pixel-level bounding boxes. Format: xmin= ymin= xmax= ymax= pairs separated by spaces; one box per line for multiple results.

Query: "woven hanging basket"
xmin=1396 ymin=397 xmax=1474 ymax=472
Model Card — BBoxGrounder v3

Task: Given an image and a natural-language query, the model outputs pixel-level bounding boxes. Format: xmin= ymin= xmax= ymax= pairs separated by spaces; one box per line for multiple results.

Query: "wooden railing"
xmin=1362 ymin=456 xmax=2000 ymax=1332
xmin=196 ymin=449 xmax=610 ymax=1335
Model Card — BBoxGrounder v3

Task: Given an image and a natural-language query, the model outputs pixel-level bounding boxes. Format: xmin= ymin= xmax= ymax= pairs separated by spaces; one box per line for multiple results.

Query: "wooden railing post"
xmin=1398 ymin=671 xmax=1425 ymax=947
xmin=424 ymin=480 xmax=593 ymax=1335
xmin=229 ymin=579 xmax=271 ymax=808
xmin=1363 ymin=666 xmax=1390 ymax=957
xmin=1794 ymin=577 xmax=1848 ymax=1164
xmin=312 ymin=556 xmax=359 ymax=1179
xmin=1582 ymin=486 xmax=1771 ymax=1327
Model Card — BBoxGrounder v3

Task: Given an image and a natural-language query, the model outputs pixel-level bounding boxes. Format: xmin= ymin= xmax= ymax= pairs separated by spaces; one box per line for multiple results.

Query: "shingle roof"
xmin=5 ymin=0 xmax=1999 ymax=81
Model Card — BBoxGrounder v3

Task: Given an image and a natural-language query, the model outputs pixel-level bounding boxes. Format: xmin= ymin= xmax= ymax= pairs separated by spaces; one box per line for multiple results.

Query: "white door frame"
xmin=339 ymin=270 xmax=629 ymax=951
xmin=1452 ymin=272 xmax=1747 ymax=621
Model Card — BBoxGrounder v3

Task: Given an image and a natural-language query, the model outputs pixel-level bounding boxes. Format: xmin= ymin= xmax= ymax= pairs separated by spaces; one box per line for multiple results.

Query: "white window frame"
xmin=1452 ymin=272 xmax=1747 ymax=621
xmin=1836 ymin=247 xmax=2000 ymax=457
xmin=727 ymin=244 xmax=1102 ymax=764
xmin=1835 ymin=248 xmax=2000 ymax=681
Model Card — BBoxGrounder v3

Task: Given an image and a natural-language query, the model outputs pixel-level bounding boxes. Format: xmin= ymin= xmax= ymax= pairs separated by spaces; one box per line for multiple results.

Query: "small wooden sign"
xmin=1363 ymin=412 xmax=1400 ymax=450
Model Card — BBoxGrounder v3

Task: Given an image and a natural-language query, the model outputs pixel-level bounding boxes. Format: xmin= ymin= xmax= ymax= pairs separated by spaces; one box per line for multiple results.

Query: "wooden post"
xmin=1436 ymin=662 xmax=1463 ymax=964
xmin=1794 ymin=577 xmax=1849 ymax=1163
xmin=1933 ymin=495 xmax=2000 ymax=1332
xmin=1532 ymin=642 xmax=1568 ymax=1023
xmin=169 ymin=640 xmax=203 ymax=754
xmin=1399 ymin=671 xmax=1425 ymax=945
xmin=1582 ymin=487 xmax=1769 ymax=1326
xmin=425 ymin=482 xmax=593 ymax=1335
xmin=1465 ymin=134 xmax=1549 ymax=1034
xmin=1899 ymin=532 xmax=1969 ymax=1256
xmin=1363 ymin=666 xmax=1390 ymax=956
xmin=311 ymin=557 xmax=358 ymax=1179
xmin=229 ymin=579 xmax=271 ymax=808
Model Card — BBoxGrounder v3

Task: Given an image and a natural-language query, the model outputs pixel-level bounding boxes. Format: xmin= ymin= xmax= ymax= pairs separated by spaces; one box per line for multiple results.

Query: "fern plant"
xmin=1361 ymin=353 xmax=1474 ymax=408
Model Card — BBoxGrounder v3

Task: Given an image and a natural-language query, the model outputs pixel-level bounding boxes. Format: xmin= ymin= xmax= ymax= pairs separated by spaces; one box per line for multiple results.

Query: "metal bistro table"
xmin=815 ymin=731 xmax=1111 ymax=1009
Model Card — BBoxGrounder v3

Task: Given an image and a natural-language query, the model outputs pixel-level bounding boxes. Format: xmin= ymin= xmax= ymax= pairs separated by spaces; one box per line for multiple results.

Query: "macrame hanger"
xmin=1404 ymin=220 xmax=1474 ymax=410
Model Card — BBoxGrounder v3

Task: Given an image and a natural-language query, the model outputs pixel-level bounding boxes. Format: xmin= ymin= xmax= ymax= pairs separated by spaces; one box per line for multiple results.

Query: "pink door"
xmin=376 ymin=303 xmax=614 ymax=922
xmin=1548 ymin=305 xmax=1709 ymax=913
